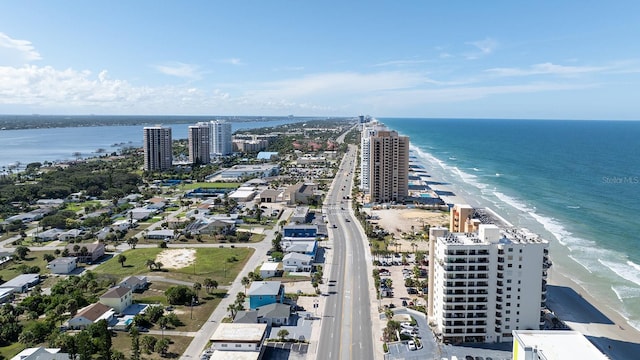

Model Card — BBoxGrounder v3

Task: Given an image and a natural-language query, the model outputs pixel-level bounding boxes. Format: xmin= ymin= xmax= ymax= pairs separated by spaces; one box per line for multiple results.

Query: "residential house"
xmin=185 ymin=217 xmax=236 ymax=235
xmin=64 ymin=243 xmax=105 ymax=263
xmin=119 ymin=276 xmax=148 ymax=292
xmin=34 ymin=228 xmax=64 ymax=242
xmin=10 ymin=347 xmax=70 ymax=360
xmin=281 ymin=239 xmax=318 ymax=261
xmin=130 ymin=208 xmax=155 ymax=221
xmin=247 ymin=281 xmax=285 ymax=309
xmin=145 ymin=229 xmax=175 ymax=241
xmin=209 ymin=323 xmax=268 ymax=354
xmin=233 ymin=303 xmax=292 ymax=327
xmin=58 ymin=229 xmax=83 ymax=241
xmin=0 ymin=274 xmax=40 ymax=293
xmin=259 ymin=262 xmax=279 ymax=279
xmin=112 ymin=219 xmax=136 ymax=231
xmin=283 ymin=253 xmax=313 ymax=272
xmin=0 ymin=288 xmax=14 ymax=304
xmin=67 ymin=302 xmax=114 ymax=330
xmin=47 ymin=257 xmax=78 ymax=274
xmin=99 ymin=286 xmax=133 ymax=313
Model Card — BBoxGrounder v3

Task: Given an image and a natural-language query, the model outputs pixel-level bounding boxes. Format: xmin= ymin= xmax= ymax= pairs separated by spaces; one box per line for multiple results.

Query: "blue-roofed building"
xmin=257 ymin=151 xmax=279 ymax=161
xmin=247 ymin=281 xmax=285 ymax=309
xmin=283 ymin=224 xmax=317 ymax=238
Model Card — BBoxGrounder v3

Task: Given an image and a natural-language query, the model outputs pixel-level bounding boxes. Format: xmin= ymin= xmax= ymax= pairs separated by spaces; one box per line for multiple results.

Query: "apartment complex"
xmin=450 ymin=204 xmax=477 ymax=232
xmin=188 ymin=124 xmax=211 ymax=165
xmin=208 ymin=120 xmax=233 ymax=156
xmin=367 ymin=129 xmax=409 ymax=203
xmin=143 ymin=126 xmax=172 ymax=171
xmin=359 ymin=122 xmax=386 ymax=193
xmin=428 ymin=222 xmax=549 ymax=344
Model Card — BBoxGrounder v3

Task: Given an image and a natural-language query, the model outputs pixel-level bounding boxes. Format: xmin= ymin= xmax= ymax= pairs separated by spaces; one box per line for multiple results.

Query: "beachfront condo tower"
xmin=208 ymin=120 xmax=233 ymax=156
xmin=188 ymin=124 xmax=211 ymax=165
xmin=367 ymin=129 xmax=409 ymax=203
xmin=359 ymin=121 xmax=386 ymax=194
xmin=450 ymin=204 xmax=476 ymax=232
xmin=428 ymin=223 xmax=550 ymax=344
xmin=143 ymin=126 xmax=172 ymax=171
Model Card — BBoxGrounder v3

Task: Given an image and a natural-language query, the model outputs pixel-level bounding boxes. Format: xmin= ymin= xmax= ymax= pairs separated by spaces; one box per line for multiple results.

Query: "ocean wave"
xmin=472 ymin=167 xmax=480 ymax=172
xmin=568 ymin=254 xmax=593 ymax=274
xmin=493 ymin=191 xmax=535 ymax=213
xmin=453 ymin=167 xmax=488 ymax=190
xmin=611 ymin=285 xmax=640 ymax=301
xmin=566 ymin=205 xmax=581 ymax=209
xmin=599 ymin=259 xmax=640 ymax=287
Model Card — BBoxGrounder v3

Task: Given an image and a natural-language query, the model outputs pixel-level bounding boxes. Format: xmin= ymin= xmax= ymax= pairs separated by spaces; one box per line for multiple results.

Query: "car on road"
xmin=408 ymin=340 xmax=417 ymax=351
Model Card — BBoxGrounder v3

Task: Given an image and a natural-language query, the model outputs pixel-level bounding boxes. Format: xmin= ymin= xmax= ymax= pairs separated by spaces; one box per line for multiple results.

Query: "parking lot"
xmin=376 ymin=253 xmax=427 ymax=310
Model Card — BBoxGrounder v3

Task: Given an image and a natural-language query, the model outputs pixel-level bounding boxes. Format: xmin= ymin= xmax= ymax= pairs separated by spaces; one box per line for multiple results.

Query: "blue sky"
xmin=1 ymin=1 xmax=640 ymax=119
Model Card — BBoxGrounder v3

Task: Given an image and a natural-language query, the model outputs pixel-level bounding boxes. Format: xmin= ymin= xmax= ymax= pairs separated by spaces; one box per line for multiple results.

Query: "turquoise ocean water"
xmin=381 ymin=118 xmax=640 ymax=331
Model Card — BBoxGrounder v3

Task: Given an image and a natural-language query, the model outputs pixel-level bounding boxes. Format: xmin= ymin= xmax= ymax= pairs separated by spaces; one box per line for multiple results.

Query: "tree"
xmin=193 ymin=282 xmax=202 ymax=298
xmin=203 ymin=278 xmax=218 ymax=293
xmin=165 ymin=285 xmax=195 ymax=305
xmin=241 ymin=276 xmax=250 ymax=294
xmin=127 ymin=237 xmax=138 ymax=249
xmin=141 ymin=335 xmax=156 ymax=354
xmin=277 ymin=329 xmax=289 ymax=341
xmin=43 ymin=253 xmax=55 ymax=262
xmin=153 ymin=338 xmax=170 ymax=356
xmin=117 ymin=254 xmax=127 ymax=267
xmin=14 ymin=245 xmax=30 ymax=260
xmin=226 ymin=303 xmax=238 ymax=319
xmin=155 ymin=261 xmax=163 ymax=271
xmin=129 ymin=327 xmax=140 ymax=360
xmin=145 ymin=259 xmax=155 ymax=271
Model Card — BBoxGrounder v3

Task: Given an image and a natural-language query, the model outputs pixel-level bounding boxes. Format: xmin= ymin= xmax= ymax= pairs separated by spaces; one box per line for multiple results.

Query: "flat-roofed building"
xmin=210 ymin=323 xmax=268 ymax=355
xmin=512 ymin=330 xmax=608 ymax=360
xmin=450 ymin=204 xmax=475 ymax=232
xmin=209 ymin=120 xmax=233 ymax=156
xmin=188 ymin=124 xmax=210 ymax=165
xmin=143 ymin=126 xmax=172 ymax=171
xmin=428 ymin=223 xmax=550 ymax=343
xmin=368 ymin=130 xmax=409 ymax=203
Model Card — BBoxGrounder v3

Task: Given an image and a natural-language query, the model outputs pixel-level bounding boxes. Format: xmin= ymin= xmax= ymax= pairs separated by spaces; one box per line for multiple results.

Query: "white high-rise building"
xmin=359 ymin=121 xmax=393 ymax=194
xmin=143 ymin=126 xmax=172 ymax=171
xmin=428 ymin=223 xmax=549 ymax=344
xmin=207 ymin=120 xmax=232 ymax=156
xmin=188 ymin=124 xmax=210 ymax=165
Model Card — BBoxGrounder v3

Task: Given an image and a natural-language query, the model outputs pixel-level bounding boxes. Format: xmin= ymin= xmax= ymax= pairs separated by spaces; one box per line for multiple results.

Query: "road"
xmin=317 ymin=144 xmax=375 ymax=360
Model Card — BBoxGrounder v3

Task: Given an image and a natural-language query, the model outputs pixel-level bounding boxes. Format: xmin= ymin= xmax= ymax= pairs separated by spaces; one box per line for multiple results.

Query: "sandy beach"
xmin=365 ymin=197 xmax=640 ymax=359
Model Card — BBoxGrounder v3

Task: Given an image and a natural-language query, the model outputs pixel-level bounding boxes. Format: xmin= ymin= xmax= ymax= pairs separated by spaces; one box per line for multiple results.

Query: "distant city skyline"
xmin=1 ymin=1 xmax=640 ymax=120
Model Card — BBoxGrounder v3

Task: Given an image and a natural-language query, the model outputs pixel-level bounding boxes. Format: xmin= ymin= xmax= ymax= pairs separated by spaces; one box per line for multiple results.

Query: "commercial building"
xmin=143 ymin=126 xmax=172 ymax=171
xmin=188 ymin=123 xmax=211 ymax=165
xmin=428 ymin=223 xmax=550 ymax=344
xmin=368 ymin=129 xmax=409 ymax=203
xmin=209 ymin=323 xmax=268 ymax=356
xmin=208 ymin=120 xmax=233 ymax=156
xmin=512 ymin=330 xmax=608 ymax=360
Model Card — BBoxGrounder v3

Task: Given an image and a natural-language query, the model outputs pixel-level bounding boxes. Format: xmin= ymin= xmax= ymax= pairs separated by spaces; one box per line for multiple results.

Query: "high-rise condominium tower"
xmin=188 ymin=124 xmax=211 ymax=165
xmin=143 ymin=126 xmax=172 ymax=171
xmin=428 ymin=223 xmax=550 ymax=344
xmin=368 ymin=129 xmax=409 ymax=203
xmin=209 ymin=120 xmax=232 ymax=156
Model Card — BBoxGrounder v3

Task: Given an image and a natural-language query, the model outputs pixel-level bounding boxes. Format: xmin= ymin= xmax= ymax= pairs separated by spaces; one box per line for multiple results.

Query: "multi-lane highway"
xmin=318 ymin=144 xmax=375 ymax=360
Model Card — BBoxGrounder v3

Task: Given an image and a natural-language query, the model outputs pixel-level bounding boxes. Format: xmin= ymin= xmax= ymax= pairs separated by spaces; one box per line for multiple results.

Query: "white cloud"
xmin=465 ymin=37 xmax=498 ymax=59
xmin=373 ymin=59 xmax=427 ymax=67
xmin=0 ymin=32 xmax=42 ymax=65
xmin=152 ymin=62 xmax=202 ymax=79
xmin=219 ymin=58 xmax=243 ymax=65
xmin=485 ymin=62 xmax=606 ymax=77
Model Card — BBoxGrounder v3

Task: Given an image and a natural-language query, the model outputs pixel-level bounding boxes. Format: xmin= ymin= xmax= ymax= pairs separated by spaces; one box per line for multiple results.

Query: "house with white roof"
xmin=10 ymin=347 xmax=70 ymax=360
xmin=47 ymin=257 xmax=78 ymax=274
xmin=259 ymin=262 xmax=280 ymax=278
xmin=283 ymin=253 xmax=313 ymax=272
xmin=209 ymin=323 xmax=268 ymax=354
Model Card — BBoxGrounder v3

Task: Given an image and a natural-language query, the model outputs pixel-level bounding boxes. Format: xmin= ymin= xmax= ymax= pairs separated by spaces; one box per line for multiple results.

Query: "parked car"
xmin=408 ymin=340 xmax=417 ymax=351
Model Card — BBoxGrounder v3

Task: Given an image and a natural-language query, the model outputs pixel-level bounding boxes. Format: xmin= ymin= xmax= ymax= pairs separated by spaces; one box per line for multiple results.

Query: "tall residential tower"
xmin=209 ymin=120 xmax=233 ymax=156
xmin=368 ymin=129 xmax=409 ymax=203
xmin=143 ymin=126 xmax=172 ymax=171
xmin=188 ymin=124 xmax=211 ymax=165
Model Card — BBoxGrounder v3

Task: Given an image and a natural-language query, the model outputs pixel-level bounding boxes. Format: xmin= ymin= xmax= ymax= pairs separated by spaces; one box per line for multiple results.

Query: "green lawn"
xmin=0 ymin=250 xmax=59 ymax=281
xmin=110 ymin=332 xmax=193 ymax=359
xmin=0 ymin=341 xmax=26 ymax=360
xmin=93 ymin=247 xmax=253 ymax=285
xmin=64 ymin=200 xmax=102 ymax=212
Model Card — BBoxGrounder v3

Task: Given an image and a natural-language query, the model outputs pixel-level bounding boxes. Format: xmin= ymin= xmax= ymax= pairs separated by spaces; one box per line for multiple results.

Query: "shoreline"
xmin=398 ymin=137 xmax=640 ymax=358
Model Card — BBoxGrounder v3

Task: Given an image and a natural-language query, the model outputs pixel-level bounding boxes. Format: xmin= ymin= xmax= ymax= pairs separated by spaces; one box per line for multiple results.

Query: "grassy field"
xmin=0 ymin=341 xmax=26 ymax=360
xmin=64 ymin=200 xmax=103 ymax=212
xmin=0 ymin=250 xmax=59 ymax=282
xmin=92 ymin=247 xmax=253 ymax=285
xmin=110 ymin=332 xmax=193 ymax=359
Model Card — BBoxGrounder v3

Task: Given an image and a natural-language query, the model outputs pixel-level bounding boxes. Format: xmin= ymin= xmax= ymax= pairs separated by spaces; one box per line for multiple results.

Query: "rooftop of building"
xmin=512 ymin=330 xmax=608 ymax=360
xmin=210 ymin=323 xmax=268 ymax=342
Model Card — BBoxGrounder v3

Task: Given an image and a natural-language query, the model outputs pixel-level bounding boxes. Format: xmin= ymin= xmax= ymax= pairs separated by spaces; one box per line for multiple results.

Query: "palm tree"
xmin=226 ymin=303 xmax=237 ymax=319
xmin=241 ymin=276 xmax=250 ymax=294
xmin=155 ymin=261 xmax=163 ymax=271
xmin=117 ymin=254 xmax=127 ymax=267
xmin=145 ymin=259 xmax=155 ymax=271
xmin=193 ymin=282 xmax=202 ymax=298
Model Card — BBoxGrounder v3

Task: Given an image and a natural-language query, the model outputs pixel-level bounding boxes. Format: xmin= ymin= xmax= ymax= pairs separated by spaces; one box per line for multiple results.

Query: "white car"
xmin=401 ymin=322 xmax=415 ymax=330
xmin=408 ymin=340 xmax=417 ymax=351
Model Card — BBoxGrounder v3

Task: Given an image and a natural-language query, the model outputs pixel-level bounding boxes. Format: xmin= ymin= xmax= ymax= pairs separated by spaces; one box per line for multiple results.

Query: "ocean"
xmin=0 ymin=118 xmax=303 ymax=169
xmin=381 ymin=118 xmax=640 ymax=331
